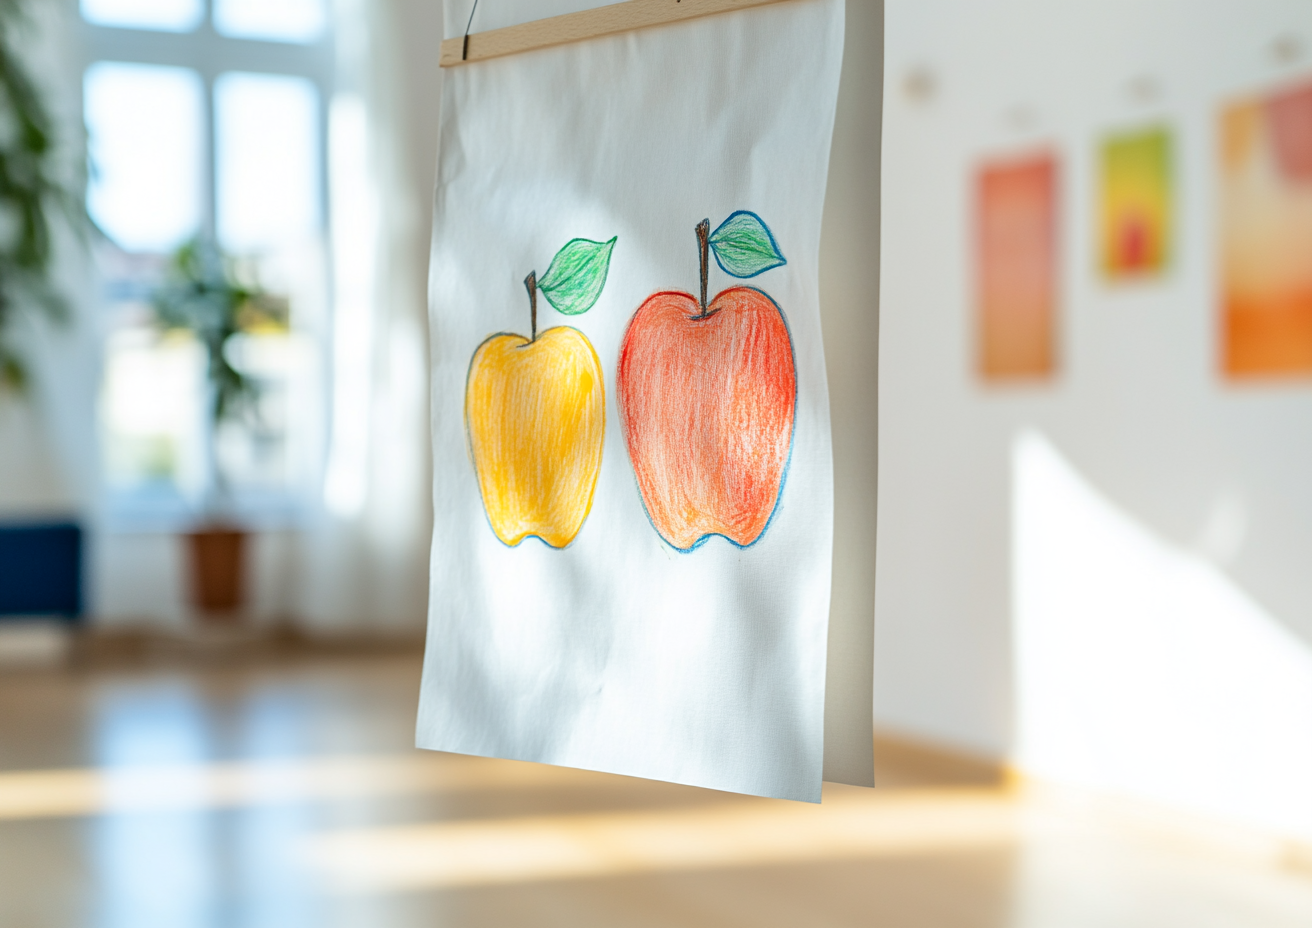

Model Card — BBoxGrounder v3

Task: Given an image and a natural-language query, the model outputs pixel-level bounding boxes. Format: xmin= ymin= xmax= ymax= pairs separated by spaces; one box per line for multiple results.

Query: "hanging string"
xmin=462 ymin=0 xmax=481 ymax=61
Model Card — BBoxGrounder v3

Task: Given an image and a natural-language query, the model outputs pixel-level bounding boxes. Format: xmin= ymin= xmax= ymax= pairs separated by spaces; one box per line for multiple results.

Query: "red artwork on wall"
xmin=976 ymin=153 xmax=1058 ymax=380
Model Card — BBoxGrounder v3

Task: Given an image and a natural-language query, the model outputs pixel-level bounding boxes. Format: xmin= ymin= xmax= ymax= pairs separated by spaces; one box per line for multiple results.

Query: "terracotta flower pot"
xmin=186 ymin=527 xmax=247 ymax=619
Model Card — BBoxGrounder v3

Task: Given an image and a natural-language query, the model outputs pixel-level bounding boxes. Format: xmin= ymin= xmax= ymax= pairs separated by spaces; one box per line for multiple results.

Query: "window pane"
xmin=213 ymin=0 xmax=326 ymax=43
xmin=85 ymin=63 xmax=204 ymax=254
xmin=215 ymin=72 xmax=321 ymax=255
xmin=102 ymin=325 xmax=205 ymax=490
xmin=216 ymin=332 xmax=302 ymax=489
xmin=80 ymin=0 xmax=202 ymax=32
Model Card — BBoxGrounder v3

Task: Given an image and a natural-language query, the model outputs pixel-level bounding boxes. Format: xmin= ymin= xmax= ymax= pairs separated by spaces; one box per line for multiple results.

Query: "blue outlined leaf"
xmin=538 ymin=236 xmax=617 ymax=315
xmin=708 ymin=211 xmax=786 ymax=278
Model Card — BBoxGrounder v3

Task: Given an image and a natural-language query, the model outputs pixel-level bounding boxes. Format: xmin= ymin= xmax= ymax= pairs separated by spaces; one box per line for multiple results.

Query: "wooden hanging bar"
xmin=439 ymin=0 xmax=795 ymax=67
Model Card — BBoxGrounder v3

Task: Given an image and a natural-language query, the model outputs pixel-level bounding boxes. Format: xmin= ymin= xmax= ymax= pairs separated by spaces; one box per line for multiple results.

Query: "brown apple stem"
xmin=696 ymin=219 xmax=710 ymax=316
xmin=524 ymin=271 xmax=537 ymax=342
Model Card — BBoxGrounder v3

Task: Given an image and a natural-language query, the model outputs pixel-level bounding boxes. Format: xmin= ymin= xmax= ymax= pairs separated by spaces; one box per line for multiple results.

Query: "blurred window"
xmin=213 ymin=0 xmax=327 ymax=44
xmin=84 ymin=63 xmax=204 ymax=254
xmin=215 ymin=73 xmax=321 ymax=254
xmin=80 ymin=0 xmax=203 ymax=32
xmin=81 ymin=0 xmax=334 ymax=526
xmin=101 ymin=326 xmax=204 ymax=494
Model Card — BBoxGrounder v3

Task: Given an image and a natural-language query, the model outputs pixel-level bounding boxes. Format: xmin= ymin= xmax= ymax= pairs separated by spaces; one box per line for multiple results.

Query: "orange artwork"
xmin=1221 ymin=80 xmax=1312 ymax=378
xmin=976 ymin=153 xmax=1058 ymax=380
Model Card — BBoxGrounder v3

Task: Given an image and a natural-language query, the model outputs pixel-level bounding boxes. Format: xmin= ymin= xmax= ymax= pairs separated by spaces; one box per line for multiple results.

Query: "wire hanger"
xmin=462 ymin=0 xmax=481 ymax=61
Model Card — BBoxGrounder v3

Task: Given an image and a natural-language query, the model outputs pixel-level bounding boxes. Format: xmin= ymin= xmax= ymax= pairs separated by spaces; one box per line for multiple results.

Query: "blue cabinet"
xmin=0 ymin=522 xmax=83 ymax=621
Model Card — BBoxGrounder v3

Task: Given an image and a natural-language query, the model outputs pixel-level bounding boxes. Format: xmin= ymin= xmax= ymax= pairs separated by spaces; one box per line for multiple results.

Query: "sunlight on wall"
xmin=1012 ymin=430 xmax=1312 ymax=840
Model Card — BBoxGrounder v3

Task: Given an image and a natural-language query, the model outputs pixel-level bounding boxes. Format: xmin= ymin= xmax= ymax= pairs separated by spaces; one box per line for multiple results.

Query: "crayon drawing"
xmin=617 ymin=213 xmax=795 ymax=551
xmin=976 ymin=153 xmax=1058 ymax=380
xmin=422 ymin=0 xmax=844 ymax=802
xmin=1100 ymin=126 xmax=1172 ymax=278
xmin=1221 ymin=80 xmax=1312 ymax=377
xmin=465 ymin=237 xmax=614 ymax=547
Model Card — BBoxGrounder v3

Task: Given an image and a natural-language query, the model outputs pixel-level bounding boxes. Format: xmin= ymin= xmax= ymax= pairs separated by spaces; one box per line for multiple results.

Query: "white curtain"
xmin=295 ymin=0 xmax=443 ymax=631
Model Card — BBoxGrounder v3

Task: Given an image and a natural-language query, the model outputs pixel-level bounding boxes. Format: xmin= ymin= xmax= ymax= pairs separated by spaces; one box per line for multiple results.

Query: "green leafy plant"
xmin=152 ymin=238 xmax=288 ymax=427
xmin=0 ymin=0 xmax=81 ymax=391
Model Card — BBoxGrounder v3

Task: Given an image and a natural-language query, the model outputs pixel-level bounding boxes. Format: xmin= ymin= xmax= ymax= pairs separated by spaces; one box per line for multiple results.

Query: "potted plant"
xmin=152 ymin=239 xmax=287 ymax=620
xmin=0 ymin=0 xmax=79 ymax=391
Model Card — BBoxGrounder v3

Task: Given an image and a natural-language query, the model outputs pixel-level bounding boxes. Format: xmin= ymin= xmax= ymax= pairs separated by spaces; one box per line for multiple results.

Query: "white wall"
xmin=878 ymin=0 xmax=1312 ymax=831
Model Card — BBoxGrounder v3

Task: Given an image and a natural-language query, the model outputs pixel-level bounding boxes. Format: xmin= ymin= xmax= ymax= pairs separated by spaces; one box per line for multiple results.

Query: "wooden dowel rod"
xmin=439 ymin=0 xmax=795 ymax=67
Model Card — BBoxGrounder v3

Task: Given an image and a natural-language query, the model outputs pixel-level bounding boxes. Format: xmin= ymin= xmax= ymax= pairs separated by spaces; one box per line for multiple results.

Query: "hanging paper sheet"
xmin=418 ymin=0 xmax=845 ymax=802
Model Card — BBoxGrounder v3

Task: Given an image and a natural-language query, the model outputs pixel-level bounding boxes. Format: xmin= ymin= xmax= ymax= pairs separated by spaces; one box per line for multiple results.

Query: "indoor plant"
xmin=0 ymin=0 xmax=79 ymax=391
xmin=152 ymin=238 xmax=287 ymax=618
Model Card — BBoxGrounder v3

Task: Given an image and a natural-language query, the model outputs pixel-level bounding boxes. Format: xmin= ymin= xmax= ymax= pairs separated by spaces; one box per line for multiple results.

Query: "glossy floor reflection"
xmin=1 ymin=648 xmax=1311 ymax=927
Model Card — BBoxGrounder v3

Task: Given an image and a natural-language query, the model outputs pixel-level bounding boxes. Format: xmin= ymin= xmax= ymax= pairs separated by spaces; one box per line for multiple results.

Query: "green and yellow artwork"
xmin=1099 ymin=126 xmax=1172 ymax=278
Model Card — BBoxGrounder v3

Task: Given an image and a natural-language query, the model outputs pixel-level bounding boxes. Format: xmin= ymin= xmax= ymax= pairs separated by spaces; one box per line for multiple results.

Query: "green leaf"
xmin=708 ymin=211 xmax=786 ymax=278
xmin=538 ymin=236 xmax=617 ymax=316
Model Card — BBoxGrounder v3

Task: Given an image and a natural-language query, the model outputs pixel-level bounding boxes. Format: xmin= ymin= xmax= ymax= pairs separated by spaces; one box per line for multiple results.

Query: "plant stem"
xmin=524 ymin=271 xmax=537 ymax=341
xmin=696 ymin=219 xmax=710 ymax=316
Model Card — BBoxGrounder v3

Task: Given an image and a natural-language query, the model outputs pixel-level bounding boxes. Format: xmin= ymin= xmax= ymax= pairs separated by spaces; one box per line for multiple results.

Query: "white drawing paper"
xmin=418 ymin=0 xmax=845 ymax=802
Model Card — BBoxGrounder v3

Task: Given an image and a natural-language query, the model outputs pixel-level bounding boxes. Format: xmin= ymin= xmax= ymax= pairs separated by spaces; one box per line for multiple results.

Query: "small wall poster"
xmin=418 ymin=0 xmax=847 ymax=802
xmin=1221 ymin=79 xmax=1312 ymax=377
xmin=976 ymin=153 xmax=1058 ymax=380
xmin=1100 ymin=125 xmax=1172 ymax=278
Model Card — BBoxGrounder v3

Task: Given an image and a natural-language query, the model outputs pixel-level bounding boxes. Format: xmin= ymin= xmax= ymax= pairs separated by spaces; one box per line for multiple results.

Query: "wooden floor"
xmin=1 ymin=645 xmax=1311 ymax=927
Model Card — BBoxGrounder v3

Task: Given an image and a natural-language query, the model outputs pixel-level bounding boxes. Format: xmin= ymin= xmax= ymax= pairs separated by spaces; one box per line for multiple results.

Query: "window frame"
xmin=79 ymin=1 xmax=337 ymax=531
xmin=79 ymin=2 xmax=335 ymax=250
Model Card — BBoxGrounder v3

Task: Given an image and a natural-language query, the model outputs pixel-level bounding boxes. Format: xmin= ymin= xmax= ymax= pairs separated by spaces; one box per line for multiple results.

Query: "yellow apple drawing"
xmin=465 ymin=237 xmax=616 ymax=547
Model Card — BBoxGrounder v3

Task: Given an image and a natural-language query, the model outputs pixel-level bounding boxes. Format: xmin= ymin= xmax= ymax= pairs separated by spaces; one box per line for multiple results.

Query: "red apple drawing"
xmin=617 ymin=213 xmax=796 ymax=551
